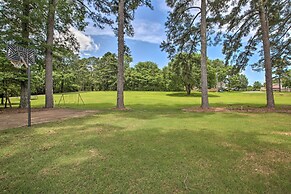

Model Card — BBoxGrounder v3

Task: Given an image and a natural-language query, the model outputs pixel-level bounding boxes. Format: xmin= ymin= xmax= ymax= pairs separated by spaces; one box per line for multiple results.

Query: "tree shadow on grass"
xmin=166 ymin=92 xmax=220 ymax=98
xmin=107 ymin=103 xmax=256 ymax=121
xmin=1 ymin=124 xmax=290 ymax=193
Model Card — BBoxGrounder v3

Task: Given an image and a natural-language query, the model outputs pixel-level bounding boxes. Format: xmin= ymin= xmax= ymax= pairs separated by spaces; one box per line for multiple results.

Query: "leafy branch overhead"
xmin=105 ymin=0 xmax=153 ymax=37
xmin=210 ymin=0 xmax=290 ymax=71
xmin=161 ymin=0 xmax=203 ymax=58
xmin=208 ymin=0 xmax=291 ymax=108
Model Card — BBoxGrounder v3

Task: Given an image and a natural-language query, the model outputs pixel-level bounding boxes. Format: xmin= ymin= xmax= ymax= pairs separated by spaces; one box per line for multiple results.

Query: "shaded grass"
xmin=0 ymin=91 xmax=291 ymax=193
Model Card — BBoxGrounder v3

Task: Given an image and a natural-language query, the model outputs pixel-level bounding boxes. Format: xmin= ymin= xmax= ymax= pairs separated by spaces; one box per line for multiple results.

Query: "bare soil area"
xmin=0 ymin=108 xmax=98 ymax=131
xmin=182 ymin=106 xmax=291 ymax=113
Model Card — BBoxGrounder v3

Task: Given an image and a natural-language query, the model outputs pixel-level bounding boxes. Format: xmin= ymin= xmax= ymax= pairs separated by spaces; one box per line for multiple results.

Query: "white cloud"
xmin=128 ymin=20 xmax=166 ymax=44
xmin=85 ymin=25 xmax=115 ymax=37
xmin=85 ymin=20 xmax=165 ymax=45
xmin=82 ymin=53 xmax=92 ymax=56
xmin=69 ymin=27 xmax=100 ymax=51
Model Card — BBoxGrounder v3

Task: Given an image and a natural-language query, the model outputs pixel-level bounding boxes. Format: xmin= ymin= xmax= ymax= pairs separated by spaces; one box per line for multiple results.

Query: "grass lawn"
xmin=1 ymin=91 xmax=291 ymax=193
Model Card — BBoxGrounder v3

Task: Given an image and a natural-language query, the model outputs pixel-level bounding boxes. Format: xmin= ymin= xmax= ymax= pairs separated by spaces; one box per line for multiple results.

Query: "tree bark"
xmin=1 ymin=80 xmax=5 ymax=105
xmin=259 ymin=0 xmax=275 ymax=108
xmin=186 ymin=84 xmax=191 ymax=95
xmin=278 ymin=75 xmax=281 ymax=92
xmin=1 ymin=94 xmax=3 ymax=105
xmin=200 ymin=0 xmax=209 ymax=109
xmin=116 ymin=0 xmax=125 ymax=109
xmin=20 ymin=0 xmax=30 ymax=108
xmin=45 ymin=0 xmax=57 ymax=108
xmin=61 ymin=77 xmax=64 ymax=93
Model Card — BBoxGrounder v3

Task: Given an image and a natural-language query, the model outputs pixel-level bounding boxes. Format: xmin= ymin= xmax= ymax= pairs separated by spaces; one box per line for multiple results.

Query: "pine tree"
xmin=200 ymin=0 xmax=209 ymax=108
xmin=44 ymin=0 xmax=113 ymax=108
xmin=109 ymin=0 xmax=153 ymax=109
xmin=210 ymin=0 xmax=290 ymax=108
xmin=44 ymin=0 xmax=57 ymax=108
xmin=161 ymin=0 xmax=210 ymax=108
xmin=116 ymin=0 xmax=125 ymax=109
xmin=273 ymin=57 xmax=290 ymax=92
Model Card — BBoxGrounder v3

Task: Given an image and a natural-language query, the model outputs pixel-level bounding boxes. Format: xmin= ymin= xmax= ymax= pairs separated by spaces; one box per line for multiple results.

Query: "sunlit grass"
xmin=6 ymin=91 xmax=291 ymax=110
xmin=1 ymin=91 xmax=291 ymax=193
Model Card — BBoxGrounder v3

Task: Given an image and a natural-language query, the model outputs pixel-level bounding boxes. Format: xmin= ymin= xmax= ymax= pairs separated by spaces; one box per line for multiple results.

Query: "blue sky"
xmin=74 ymin=0 xmax=265 ymax=85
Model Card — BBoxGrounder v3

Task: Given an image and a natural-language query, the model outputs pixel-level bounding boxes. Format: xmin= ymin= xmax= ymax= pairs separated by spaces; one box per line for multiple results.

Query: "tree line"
xmin=37 ymin=51 xmax=251 ymax=94
xmin=0 ymin=51 xmax=263 ymax=96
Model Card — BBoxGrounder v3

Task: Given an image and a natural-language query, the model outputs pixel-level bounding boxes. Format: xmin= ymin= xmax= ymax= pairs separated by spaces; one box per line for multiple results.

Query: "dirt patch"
xmin=272 ymin=132 xmax=291 ymax=136
xmin=111 ymin=107 xmax=132 ymax=111
xmin=0 ymin=108 xmax=98 ymax=131
xmin=183 ymin=107 xmax=229 ymax=112
xmin=183 ymin=106 xmax=291 ymax=113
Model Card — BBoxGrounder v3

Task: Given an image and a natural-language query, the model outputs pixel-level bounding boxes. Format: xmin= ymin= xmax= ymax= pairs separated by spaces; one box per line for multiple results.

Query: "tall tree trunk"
xmin=20 ymin=80 xmax=28 ymax=107
xmin=116 ymin=0 xmax=125 ymax=109
xmin=1 ymin=94 xmax=3 ymax=105
xmin=259 ymin=0 xmax=275 ymax=108
xmin=45 ymin=0 xmax=57 ymax=108
xmin=186 ymin=84 xmax=191 ymax=95
xmin=200 ymin=0 xmax=209 ymax=109
xmin=1 ymin=80 xmax=4 ymax=105
xmin=61 ymin=77 xmax=64 ymax=93
xmin=278 ymin=75 xmax=281 ymax=92
xmin=20 ymin=0 xmax=30 ymax=108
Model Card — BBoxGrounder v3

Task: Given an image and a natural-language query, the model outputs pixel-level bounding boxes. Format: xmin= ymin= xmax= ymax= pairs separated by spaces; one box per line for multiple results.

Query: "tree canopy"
xmin=210 ymin=0 xmax=291 ymax=108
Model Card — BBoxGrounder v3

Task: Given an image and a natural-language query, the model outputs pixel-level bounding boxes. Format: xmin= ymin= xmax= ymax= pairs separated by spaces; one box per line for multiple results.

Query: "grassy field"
xmin=1 ymin=91 xmax=291 ymax=193
xmin=19 ymin=91 xmax=291 ymax=110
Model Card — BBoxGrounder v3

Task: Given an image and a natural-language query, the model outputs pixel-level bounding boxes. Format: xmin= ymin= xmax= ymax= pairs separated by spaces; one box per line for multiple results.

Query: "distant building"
xmin=272 ymin=84 xmax=282 ymax=91
xmin=216 ymin=82 xmax=227 ymax=91
xmin=261 ymin=84 xmax=290 ymax=92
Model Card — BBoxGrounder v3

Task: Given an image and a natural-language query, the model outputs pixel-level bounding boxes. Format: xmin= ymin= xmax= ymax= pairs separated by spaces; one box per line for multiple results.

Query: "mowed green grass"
xmin=1 ymin=91 xmax=291 ymax=193
xmin=25 ymin=91 xmax=291 ymax=110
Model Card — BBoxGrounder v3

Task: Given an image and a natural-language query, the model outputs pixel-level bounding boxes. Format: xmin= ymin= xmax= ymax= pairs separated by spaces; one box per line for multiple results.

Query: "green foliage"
xmin=282 ymin=70 xmax=291 ymax=89
xmin=53 ymin=52 xmax=80 ymax=93
xmin=210 ymin=0 xmax=290 ymax=71
xmin=0 ymin=0 xmax=46 ymax=47
xmin=169 ymin=53 xmax=200 ymax=94
xmin=247 ymin=85 xmax=254 ymax=91
xmin=0 ymin=53 xmax=26 ymax=97
xmin=1 ymin=47 xmax=251 ymax=95
xmin=168 ymin=53 xmax=230 ymax=94
xmin=31 ymin=62 xmax=45 ymax=95
xmin=228 ymin=74 xmax=249 ymax=91
xmin=273 ymin=57 xmax=290 ymax=82
xmin=161 ymin=0 xmax=203 ymax=57
xmin=253 ymin=81 xmax=262 ymax=91
xmin=0 ymin=0 xmax=115 ymax=101
xmin=126 ymin=61 xmax=164 ymax=91
xmin=161 ymin=66 xmax=184 ymax=91
xmin=94 ymin=52 xmax=118 ymax=91
xmin=0 ymin=0 xmax=97 ymax=52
